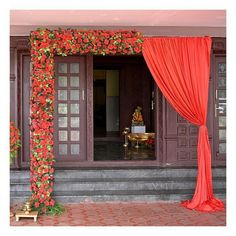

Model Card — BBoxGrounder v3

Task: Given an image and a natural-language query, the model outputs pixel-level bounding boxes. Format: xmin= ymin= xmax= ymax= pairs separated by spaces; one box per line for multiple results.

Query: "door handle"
xmin=82 ymin=90 xmax=85 ymax=101
xmin=151 ymin=100 xmax=154 ymax=110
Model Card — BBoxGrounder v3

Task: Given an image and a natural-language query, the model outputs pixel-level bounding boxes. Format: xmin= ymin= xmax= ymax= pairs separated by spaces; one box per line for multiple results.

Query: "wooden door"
xmin=54 ymin=56 xmax=87 ymax=166
xmin=161 ymin=61 xmax=214 ymax=167
xmin=213 ymin=56 xmax=226 ymax=164
xmin=19 ymin=54 xmax=31 ymax=168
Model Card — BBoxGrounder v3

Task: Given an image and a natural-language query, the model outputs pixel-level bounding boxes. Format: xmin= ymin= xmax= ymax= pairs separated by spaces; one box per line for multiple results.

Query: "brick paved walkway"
xmin=10 ymin=202 xmax=226 ymax=226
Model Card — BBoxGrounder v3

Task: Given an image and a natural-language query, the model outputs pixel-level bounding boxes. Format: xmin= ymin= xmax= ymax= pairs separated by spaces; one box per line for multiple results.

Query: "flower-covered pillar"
xmin=30 ymin=30 xmax=56 ymax=211
xmin=29 ymin=28 xmax=143 ymax=213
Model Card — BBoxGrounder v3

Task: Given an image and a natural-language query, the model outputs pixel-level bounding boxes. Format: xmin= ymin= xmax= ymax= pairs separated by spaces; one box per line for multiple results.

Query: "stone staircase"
xmin=10 ymin=167 xmax=226 ymax=204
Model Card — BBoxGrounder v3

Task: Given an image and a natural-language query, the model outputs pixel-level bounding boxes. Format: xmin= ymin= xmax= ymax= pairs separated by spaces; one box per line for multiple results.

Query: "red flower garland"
xmin=30 ymin=28 xmax=143 ymax=212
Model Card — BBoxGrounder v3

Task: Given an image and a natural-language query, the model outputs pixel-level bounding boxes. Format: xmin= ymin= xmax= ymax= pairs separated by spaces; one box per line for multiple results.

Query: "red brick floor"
xmin=10 ymin=201 xmax=226 ymax=226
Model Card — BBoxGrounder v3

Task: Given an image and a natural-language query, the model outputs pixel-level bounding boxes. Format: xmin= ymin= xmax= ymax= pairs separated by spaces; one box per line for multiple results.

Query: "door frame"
xmin=87 ymin=57 xmax=161 ymax=167
xmin=18 ymin=51 xmax=31 ymax=168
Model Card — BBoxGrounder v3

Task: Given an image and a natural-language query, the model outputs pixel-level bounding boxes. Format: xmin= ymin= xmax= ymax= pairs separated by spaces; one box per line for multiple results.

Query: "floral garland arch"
xmin=30 ymin=28 xmax=143 ymax=213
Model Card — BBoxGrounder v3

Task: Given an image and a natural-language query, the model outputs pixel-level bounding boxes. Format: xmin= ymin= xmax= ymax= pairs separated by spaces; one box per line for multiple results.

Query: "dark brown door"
xmin=213 ymin=56 xmax=226 ymax=163
xmin=54 ymin=56 xmax=87 ymax=166
xmin=19 ymin=54 xmax=31 ymax=168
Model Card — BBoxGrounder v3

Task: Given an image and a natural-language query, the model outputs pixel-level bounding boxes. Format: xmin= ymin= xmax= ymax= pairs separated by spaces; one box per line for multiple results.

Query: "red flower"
xmin=50 ymin=199 xmax=55 ymax=206
xmin=104 ymin=39 xmax=109 ymax=45
xmin=134 ymin=47 xmax=141 ymax=53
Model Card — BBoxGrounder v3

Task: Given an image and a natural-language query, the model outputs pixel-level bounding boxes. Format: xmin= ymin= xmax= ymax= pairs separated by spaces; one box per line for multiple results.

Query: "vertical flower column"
xmin=30 ymin=30 xmax=56 ymax=211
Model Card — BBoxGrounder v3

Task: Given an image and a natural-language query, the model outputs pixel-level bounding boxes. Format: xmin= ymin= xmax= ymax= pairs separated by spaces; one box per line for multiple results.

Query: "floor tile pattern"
xmin=10 ymin=202 xmax=226 ymax=226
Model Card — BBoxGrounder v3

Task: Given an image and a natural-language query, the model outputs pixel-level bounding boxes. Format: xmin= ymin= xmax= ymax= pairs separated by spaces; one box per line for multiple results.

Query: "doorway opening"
xmin=93 ymin=55 xmax=156 ymax=162
xmin=94 ymin=69 xmax=120 ymax=140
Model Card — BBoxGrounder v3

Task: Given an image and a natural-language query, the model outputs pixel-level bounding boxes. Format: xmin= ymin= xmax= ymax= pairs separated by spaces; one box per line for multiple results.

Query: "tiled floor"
xmin=10 ymin=201 xmax=226 ymax=226
xmin=94 ymin=141 xmax=155 ymax=161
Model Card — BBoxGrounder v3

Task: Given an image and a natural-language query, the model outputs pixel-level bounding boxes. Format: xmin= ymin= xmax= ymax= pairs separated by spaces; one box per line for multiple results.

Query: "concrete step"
xmin=10 ymin=167 xmax=226 ymax=181
xmin=10 ymin=168 xmax=226 ymax=204
xmin=53 ymin=189 xmax=226 ymax=203
xmin=54 ymin=193 xmax=226 ymax=203
xmin=10 ymin=177 xmax=226 ymax=192
xmin=10 ymin=189 xmax=226 ymax=204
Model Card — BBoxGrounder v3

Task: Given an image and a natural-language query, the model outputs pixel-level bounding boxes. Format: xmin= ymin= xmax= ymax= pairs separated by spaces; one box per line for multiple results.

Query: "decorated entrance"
xmin=21 ymin=28 xmax=224 ymax=213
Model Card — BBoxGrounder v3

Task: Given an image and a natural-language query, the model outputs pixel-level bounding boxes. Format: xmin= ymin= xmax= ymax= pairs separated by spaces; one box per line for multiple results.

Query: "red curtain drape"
xmin=142 ymin=37 xmax=224 ymax=212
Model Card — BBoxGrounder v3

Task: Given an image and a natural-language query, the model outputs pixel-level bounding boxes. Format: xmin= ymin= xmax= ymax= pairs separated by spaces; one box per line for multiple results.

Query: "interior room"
xmin=93 ymin=55 xmax=156 ymax=161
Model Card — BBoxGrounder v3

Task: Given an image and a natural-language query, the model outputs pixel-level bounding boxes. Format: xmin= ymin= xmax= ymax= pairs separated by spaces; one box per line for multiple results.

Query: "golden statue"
xmin=132 ymin=106 xmax=144 ymax=126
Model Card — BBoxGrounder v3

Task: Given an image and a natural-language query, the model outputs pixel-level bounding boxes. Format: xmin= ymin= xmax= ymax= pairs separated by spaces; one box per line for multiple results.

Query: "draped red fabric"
xmin=142 ymin=37 xmax=224 ymax=212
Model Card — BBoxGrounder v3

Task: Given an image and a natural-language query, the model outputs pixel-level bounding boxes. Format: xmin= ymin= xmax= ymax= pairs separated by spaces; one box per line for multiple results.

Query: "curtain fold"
xmin=142 ymin=37 xmax=224 ymax=212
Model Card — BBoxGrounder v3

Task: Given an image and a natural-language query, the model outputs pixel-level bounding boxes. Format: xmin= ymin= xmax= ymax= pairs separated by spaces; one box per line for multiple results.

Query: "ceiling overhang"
xmin=10 ymin=10 xmax=226 ymax=37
